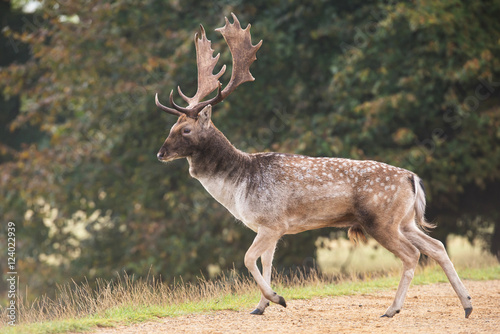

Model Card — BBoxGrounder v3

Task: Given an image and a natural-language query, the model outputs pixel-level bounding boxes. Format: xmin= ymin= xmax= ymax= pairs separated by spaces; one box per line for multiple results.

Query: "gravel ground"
xmin=92 ymin=280 xmax=500 ymax=333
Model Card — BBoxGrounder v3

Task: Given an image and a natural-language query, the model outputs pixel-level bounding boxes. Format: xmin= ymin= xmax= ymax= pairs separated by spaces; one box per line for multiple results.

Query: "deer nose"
xmin=157 ymin=151 xmax=165 ymax=160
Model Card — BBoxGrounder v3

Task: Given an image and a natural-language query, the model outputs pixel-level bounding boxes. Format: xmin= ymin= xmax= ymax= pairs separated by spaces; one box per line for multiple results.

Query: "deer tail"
xmin=413 ymin=175 xmax=436 ymax=232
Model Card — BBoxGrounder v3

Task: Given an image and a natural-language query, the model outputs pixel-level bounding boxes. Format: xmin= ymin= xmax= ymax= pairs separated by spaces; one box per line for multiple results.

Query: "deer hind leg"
xmin=404 ymin=224 xmax=473 ymax=318
xmin=367 ymin=224 xmax=421 ymax=317
xmin=245 ymin=228 xmax=285 ymax=315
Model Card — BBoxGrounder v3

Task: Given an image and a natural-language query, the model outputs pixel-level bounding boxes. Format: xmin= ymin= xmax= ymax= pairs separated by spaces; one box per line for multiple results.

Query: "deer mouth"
xmin=157 ymin=152 xmax=181 ymax=163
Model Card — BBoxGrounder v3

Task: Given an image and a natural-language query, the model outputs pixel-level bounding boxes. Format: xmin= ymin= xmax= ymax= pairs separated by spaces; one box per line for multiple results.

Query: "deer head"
xmin=156 ymin=13 xmax=262 ymax=163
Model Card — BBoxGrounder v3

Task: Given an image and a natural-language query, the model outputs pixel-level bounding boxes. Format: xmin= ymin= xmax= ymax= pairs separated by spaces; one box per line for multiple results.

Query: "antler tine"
xmin=170 ymin=88 xmax=192 ymax=115
xmin=189 ymin=82 xmax=223 ymax=114
xmin=155 ymin=92 xmax=184 ymax=117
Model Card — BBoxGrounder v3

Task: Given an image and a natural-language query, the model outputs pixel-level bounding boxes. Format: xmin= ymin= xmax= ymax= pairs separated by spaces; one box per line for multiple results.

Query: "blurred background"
xmin=1 ymin=0 xmax=499 ymax=300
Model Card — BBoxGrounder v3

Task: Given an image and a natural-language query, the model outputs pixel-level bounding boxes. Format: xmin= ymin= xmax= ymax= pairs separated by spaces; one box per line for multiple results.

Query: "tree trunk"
xmin=491 ymin=220 xmax=500 ymax=262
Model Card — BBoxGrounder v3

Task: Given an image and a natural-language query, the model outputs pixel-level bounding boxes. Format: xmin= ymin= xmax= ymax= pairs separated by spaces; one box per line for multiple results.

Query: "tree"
xmin=1 ymin=0 xmax=499 ymax=299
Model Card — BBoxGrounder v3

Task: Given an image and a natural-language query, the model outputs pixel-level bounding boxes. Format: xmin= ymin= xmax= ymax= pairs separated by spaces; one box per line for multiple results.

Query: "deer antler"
xmin=156 ymin=13 xmax=262 ymax=118
xmin=215 ymin=13 xmax=262 ymax=100
xmin=177 ymin=24 xmax=226 ymax=109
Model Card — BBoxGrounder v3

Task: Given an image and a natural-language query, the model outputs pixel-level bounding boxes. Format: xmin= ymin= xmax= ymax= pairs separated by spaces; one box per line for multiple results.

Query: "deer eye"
xmin=183 ymin=128 xmax=191 ymax=135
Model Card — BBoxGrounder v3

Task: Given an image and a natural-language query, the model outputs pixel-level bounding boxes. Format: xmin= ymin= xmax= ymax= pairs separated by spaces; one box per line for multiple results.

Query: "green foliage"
xmin=1 ymin=0 xmax=499 ymax=300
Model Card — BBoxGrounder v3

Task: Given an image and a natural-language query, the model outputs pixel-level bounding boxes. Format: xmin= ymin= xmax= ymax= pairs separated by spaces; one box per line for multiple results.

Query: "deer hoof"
xmin=250 ymin=308 xmax=264 ymax=315
xmin=278 ymin=296 xmax=287 ymax=308
xmin=381 ymin=309 xmax=399 ymax=318
xmin=465 ymin=307 xmax=473 ymax=318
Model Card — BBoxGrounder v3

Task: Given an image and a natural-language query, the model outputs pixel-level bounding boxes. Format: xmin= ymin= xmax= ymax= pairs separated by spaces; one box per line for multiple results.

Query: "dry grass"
xmin=1 ymin=267 xmax=377 ymax=328
xmin=0 ymin=269 xmax=259 ymax=325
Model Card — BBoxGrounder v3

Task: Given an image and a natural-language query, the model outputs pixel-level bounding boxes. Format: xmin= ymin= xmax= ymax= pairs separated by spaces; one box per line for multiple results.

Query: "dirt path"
xmin=94 ymin=280 xmax=500 ymax=333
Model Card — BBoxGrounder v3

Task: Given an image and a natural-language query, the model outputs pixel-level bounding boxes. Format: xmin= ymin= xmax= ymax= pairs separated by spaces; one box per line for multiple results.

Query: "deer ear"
xmin=198 ymin=105 xmax=212 ymax=129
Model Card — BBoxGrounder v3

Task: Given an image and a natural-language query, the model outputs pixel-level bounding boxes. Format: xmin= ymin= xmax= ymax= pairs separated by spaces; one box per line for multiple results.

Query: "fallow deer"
xmin=155 ymin=13 xmax=472 ymax=318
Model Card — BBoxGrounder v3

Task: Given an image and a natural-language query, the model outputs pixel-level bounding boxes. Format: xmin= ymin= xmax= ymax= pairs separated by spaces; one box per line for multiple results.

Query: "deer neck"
xmin=186 ymin=127 xmax=250 ymax=220
xmin=187 ymin=126 xmax=248 ymax=181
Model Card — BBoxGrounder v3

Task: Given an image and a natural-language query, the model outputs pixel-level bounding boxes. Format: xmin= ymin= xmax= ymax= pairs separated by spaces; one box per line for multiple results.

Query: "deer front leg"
xmin=250 ymin=240 xmax=278 ymax=315
xmin=245 ymin=228 xmax=285 ymax=314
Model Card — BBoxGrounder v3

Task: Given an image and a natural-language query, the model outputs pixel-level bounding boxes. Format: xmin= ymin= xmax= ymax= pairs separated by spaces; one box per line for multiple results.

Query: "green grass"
xmin=1 ymin=236 xmax=498 ymax=334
